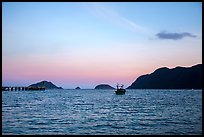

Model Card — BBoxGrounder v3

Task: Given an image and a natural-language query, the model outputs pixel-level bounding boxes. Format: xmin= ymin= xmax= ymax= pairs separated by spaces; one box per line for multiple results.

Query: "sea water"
xmin=2 ymin=89 xmax=202 ymax=135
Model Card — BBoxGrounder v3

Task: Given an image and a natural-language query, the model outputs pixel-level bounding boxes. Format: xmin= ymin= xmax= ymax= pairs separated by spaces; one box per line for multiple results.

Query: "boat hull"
xmin=115 ymin=89 xmax=126 ymax=95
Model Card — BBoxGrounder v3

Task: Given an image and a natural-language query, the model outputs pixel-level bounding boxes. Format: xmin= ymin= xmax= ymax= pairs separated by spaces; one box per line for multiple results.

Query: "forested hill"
xmin=127 ymin=64 xmax=202 ymax=89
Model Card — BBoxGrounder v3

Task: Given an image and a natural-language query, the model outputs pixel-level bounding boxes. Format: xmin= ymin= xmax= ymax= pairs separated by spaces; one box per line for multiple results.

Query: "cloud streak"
xmin=156 ymin=31 xmax=197 ymax=40
xmin=88 ymin=2 xmax=148 ymax=34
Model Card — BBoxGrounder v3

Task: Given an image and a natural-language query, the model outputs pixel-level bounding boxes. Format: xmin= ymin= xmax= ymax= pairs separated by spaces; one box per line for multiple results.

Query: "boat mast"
xmin=117 ymin=83 xmax=119 ymax=90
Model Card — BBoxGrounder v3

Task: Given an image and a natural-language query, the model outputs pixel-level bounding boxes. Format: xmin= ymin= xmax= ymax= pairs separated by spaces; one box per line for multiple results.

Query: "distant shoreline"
xmin=2 ymin=64 xmax=202 ymax=90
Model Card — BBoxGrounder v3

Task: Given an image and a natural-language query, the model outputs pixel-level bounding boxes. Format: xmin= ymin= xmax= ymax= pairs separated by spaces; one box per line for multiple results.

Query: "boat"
xmin=115 ymin=84 xmax=126 ymax=95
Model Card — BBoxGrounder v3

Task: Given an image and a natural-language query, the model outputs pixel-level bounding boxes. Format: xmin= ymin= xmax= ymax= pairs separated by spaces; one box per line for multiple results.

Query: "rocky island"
xmin=29 ymin=80 xmax=63 ymax=89
xmin=94 ymin=84 xmax=115 ymax=89
xmin=75 ymin=87 xmax=81 ymax=89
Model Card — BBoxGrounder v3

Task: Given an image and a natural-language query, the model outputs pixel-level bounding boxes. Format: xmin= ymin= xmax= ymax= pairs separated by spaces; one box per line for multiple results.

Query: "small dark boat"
xmin=115 ymin=84 xmax=126 ymax=95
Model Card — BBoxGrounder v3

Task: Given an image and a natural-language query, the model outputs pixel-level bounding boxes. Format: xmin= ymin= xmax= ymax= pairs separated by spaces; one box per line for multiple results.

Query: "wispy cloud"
xmin=156 ymin=31 xmax=197 ymax=40
xmin=86 ymin=3 xmax=197 ymax=40
xmin=87 ymin=2 xmax=148 ymax=34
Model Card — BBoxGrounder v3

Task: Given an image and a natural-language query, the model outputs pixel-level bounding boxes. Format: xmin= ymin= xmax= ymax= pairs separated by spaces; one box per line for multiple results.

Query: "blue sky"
xmin=2 ymin=2 xmax=202 ymax=89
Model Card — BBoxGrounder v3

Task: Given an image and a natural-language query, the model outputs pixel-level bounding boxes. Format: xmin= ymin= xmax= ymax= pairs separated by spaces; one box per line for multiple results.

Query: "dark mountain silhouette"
xmin=75 ymin=87 xmax=81 ymax=89
xmin=127 ymin=64 xmax=202 ymax=89
xmin=95 ymin=84 xmax=115 ymax=89
xmin=29 ymin=81 xmax=63 ymax=89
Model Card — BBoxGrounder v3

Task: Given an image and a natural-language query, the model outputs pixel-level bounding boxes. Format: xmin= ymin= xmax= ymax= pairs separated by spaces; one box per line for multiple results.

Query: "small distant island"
xmin=94 ymin=84 xmax=115 ymax=89
xmin=29 ymin=81 xmax=63 ymax=89
xmin=2 ymin=64 xmax=202 ymax=91
xmin=127 ymin=64 xmax=202 ymax=89
xmin=75 ymin=87 xmax=81 ymax=89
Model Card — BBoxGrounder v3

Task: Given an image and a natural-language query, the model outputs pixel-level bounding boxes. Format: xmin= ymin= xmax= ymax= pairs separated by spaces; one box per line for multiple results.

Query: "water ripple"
xmin=2 ymin=89 xmax=202 ymax=135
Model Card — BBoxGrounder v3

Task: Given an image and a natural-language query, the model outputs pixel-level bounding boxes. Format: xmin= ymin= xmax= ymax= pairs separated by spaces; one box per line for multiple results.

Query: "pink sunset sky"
xmin=2 ymin=2 xmax=202 ymax=89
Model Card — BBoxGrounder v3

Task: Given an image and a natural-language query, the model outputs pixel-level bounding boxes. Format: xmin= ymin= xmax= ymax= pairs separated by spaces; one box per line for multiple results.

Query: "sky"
xmin=2 ymin=2 xmax=202 ymax=89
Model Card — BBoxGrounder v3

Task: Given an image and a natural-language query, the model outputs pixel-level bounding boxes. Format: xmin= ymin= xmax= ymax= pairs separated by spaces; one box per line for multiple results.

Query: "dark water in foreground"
xmin=2 ymin=89 xmax=202 ymax=135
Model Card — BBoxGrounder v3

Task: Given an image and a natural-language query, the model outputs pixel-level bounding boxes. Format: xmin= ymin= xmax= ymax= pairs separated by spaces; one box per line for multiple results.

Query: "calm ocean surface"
xmin=2 ymin=89 xmax=202 ymax=135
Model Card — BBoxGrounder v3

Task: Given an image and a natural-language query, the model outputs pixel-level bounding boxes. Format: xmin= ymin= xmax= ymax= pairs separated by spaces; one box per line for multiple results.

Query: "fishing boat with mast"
xmin=115 ymin=83 xmax=126 ymax=95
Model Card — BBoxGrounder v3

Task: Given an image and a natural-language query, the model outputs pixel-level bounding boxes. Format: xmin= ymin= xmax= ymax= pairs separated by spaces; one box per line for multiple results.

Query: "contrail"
xmin=88 ymin=2 xmax=151 ymax=34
